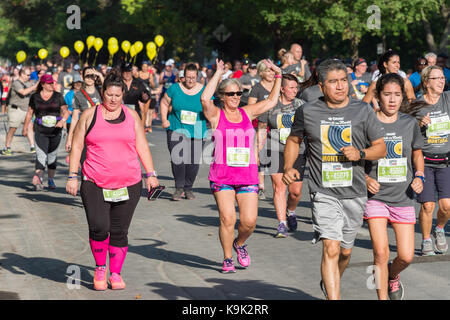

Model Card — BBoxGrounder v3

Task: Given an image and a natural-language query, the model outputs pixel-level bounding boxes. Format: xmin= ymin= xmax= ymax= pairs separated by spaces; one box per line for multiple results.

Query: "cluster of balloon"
xmin=15 ymin=34 xmax=165 ymax=67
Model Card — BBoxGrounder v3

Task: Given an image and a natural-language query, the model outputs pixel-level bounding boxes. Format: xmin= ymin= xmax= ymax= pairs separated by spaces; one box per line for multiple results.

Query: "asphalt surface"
xmin=0 ymin=113 xmax=449 ymax=300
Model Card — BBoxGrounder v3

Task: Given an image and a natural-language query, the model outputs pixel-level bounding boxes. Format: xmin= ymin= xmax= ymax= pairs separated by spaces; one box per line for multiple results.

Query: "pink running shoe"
xmin=93 ymin=266 xmax=107 ymax=291
xmin=32 ymin=175 xmax=43 ymax=191
xmin=233 ymin=239 xmax=251 ymax=268
xmin=222 ymin=258 xmax=236 ymax=273
xmin=109 ymin=272 xmax=126 ymax=290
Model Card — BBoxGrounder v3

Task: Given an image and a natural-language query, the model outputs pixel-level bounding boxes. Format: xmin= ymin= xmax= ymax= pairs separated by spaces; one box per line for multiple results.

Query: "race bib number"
xmin=180 ymin=110 xmax=197 ymax=125
xmin=279 ymin=128 xmax=291 ymax=145
xmin=377 ymin=157 xmax=407 ymax=183
xmin=226 ymin=147 xmax=250 ymax=167
xmin=322 ymin=163 xmax=353 ymax=188
xmin=102 ymin=187 xmax=129 ymax=202
xmin=427 ymin=115 xmax=450 ymax=137
xmin=41 ymin=116 xmax=57 ymax=128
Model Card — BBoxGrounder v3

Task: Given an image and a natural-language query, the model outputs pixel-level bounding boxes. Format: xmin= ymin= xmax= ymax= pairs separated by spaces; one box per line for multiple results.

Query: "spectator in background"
xmin=242 ymin=59 xmax=250 ymax=74
xmin=231 ymin=60 xmax=243 ymax=79
xmin=425 ymin=52 xmax=437 ymax=66
xmin=284 ymin=43 xmax=311 ymax=82
xmin=436 ymin=53 xmax=450 ymax=89
xmin=409 ymin=57 xmax=428 ymax=96
xmin=222 ymin=62 xmax=233 ymax=80
xmin=239 ymin=63 xmax=260 ymax=107
xmin=57 ymin=62 xmax=77 ymax=96
xmin=349 ymin=58 xmax=372 ymax=100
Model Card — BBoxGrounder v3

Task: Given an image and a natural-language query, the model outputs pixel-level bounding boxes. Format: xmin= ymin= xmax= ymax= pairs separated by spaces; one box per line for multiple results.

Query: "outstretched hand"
xmin=215 ymin=59 xmax=225 ymax=75
xmin=262 ymin=59 xmax=281 ymax=75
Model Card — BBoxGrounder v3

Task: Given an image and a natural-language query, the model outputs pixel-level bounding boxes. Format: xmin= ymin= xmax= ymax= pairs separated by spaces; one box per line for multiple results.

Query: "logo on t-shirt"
xmin=321 ymin=120 xmax=352 ymax=162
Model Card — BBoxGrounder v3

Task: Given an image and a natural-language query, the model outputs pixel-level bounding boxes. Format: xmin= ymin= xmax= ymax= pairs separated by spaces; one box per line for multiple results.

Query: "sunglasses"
xmin=84 ymin=74 xmax=97 ymax=79
xmin=224 ymin=91 xmax=243 ymax=97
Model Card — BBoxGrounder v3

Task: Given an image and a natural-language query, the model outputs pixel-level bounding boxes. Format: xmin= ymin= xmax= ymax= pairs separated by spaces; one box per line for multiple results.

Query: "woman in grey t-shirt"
xmin=364 ymin=74 xmax=424 ymax=300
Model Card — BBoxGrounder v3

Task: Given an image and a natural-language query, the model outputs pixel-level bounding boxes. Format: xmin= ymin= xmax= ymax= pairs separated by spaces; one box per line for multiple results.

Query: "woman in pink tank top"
xmin=66 ymin=70 xmax=160 ymax=291
xmin=201 ymin=58 xmax=282 ymax=273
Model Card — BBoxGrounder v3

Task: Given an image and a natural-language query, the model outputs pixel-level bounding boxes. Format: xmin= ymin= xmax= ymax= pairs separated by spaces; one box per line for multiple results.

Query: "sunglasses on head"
xmin=224 ymin=91 xmax=243 ymax=97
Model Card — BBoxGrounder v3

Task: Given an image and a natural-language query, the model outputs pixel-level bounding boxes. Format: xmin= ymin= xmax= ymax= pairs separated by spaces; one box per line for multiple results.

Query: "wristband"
xmin=146 ymin=171 xmax=157 ymax=178
xmin=274 ymin=74 xmax=282 ymax=79
xmin=67 ymin=176 xmax=78 ymax=180
xmin=415 ymin=175 xmax=425 ymax=183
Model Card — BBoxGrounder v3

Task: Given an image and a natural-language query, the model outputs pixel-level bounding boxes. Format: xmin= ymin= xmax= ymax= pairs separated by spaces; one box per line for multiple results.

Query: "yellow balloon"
xmin=129 ymin=44 xmax=137 ymax=58
xmin=121 ymin=40 xmax=131 ymax=54
xmin=146 ymin=41 xmax=156 ymax=52
xmin=94 ymin=38 xmax=103 ymax=52
xmin=108 ymin=37 xmax=118 ymax=46
xmin=60 ymin=46 xmax=70 ymax=59
xmin=38 ymin=48 xmax=48 ymax=60
xmin=108 ymin=43 xmax=119 ymax=56
xmin=154 ymin=35 xmax=164 ymax=47
xmin=86 ymin=36 xmax=95 ymax=49
xmin=134 ymin=41 xmax=143 ymax=54
xmin=147 ymin=48 xmax=156 ymax=60
xmin=16 ymin=51 xmax=26 ymax=64
xmin=74 ymin=41 xmax=84 ymax=54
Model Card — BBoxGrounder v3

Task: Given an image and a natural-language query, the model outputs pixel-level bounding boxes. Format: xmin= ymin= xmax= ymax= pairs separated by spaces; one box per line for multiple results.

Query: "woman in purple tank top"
xmin=201 ymin=59 xmax=282 ymax=273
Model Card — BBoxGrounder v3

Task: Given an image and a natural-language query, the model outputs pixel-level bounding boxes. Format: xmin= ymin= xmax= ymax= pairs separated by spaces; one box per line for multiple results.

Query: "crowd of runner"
xmin=1 ymin=43 xmax=449 ymax=300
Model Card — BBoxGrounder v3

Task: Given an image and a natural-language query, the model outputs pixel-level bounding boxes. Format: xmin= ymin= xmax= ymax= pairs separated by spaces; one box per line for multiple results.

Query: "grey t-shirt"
xmin=290 ymin=97 xmax=384 ymax=199
xmin=9 ymin=80 xmax=33 ymax=111
xmin=248 ymin=82 xmax=270 ymax=103
xmin=258 ymin=98 xmax=307 ymax=153
xmin=365 ymin=113 xmax=424 ymax=206
xmin=58 ymin=71 xmax=78 ymax=95
xmin=282 ymin=62 xmax=311 ymax=82
xmin=73 ymin=89 xmax=102 ymax=112
xmin=240 ymin=73 xmax=260 ymax=105
xmin=298 ymin=85 xmax=323 ymax=102
xmin=415 ymin=91 xmax=450 ymax=168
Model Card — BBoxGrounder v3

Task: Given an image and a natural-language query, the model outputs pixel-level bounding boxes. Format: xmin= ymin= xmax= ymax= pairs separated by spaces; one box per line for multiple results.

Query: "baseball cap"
xmin=40 ymin=74 xmax=54 ymax=84
xmin=165 ymin=59 xmax=174 ymax=67
xmin=354 ymin=58 xmax=367 ymax=67
xmin=121 ymin=62 xmax=133 ymax=72
xmin=243 ymin=59 xmax=250 ymax=65
xmin=73 ymin=73 xmax=83 ymax=83
xmin=249 ymin=63 xmax=257 ymax=69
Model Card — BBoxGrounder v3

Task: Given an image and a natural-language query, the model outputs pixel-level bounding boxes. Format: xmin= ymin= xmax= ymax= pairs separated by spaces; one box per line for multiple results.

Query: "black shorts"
xmin=263 ymin=150 xmax=306 ymax=180
xmin=149 ymin=98 xmax=157 ymax=110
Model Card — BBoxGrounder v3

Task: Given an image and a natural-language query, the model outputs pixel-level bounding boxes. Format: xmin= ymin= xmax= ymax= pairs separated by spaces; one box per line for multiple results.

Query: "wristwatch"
xmin=359 ymin=150 xmax=366 ymax=160
xmin=146 ymin=171 xmax=158 ymax=178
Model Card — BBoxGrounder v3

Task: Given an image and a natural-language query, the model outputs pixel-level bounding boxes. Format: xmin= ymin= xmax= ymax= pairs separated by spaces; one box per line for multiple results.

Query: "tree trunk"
xmin=438 ymin=3 xmax=449 ymax=54
xmin=351 ymin=36 xmax=359 ymax=60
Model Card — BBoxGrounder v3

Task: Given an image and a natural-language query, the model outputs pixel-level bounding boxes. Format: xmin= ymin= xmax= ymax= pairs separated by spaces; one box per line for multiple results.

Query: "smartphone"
xmin=147 ymin=186 xmax=165 ymax=201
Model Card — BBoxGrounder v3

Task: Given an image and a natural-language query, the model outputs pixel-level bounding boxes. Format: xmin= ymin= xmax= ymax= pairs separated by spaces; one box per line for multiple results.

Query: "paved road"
xmin=0 ymin=113 xmax=449 ymax=300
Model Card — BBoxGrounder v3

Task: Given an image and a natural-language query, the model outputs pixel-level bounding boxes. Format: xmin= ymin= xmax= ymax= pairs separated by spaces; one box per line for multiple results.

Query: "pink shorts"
xmin=364 ymin=200 xmax=416 ymax=224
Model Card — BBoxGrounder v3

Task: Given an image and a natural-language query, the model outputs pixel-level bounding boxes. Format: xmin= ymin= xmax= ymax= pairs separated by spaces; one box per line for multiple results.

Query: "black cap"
xmin=121 ymin=62 xmax=133 ymax=72
xmin=437 ymin=53 xmax=449 ymax=59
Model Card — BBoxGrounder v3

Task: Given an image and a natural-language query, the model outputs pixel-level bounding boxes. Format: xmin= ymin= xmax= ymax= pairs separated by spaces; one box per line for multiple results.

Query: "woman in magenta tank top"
xmin=201 ymin=58 xmax=282 ymax=273
xmin=66 ymin=70 xmax=160 ymax=291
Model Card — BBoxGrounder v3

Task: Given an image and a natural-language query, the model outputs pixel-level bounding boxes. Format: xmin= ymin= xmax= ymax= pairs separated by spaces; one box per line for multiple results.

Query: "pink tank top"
xmin=82 ymin=105 xmax=142 ymax=189
xmin=208 ymin=108 xmax=258 ymax=185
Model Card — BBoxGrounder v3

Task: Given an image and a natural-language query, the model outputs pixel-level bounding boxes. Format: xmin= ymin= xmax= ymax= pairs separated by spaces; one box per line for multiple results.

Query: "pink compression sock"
xmin=89 ymin=237 xmax=109 ymax=266
xmin=108 ymin=246 xmax=128 ymax=274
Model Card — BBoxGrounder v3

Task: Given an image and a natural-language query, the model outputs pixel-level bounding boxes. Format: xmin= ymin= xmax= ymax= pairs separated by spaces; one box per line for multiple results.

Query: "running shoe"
xmin=32 ymin=175 xmax=43 ymax=191
xmin=287 ymin=212 xmax=298 ymax=232
xmin=172 ymin=188 xmax=185 ymax=201
xmin=221 ymin=258 xmax=236 ymax=273
xmin=93 ymin=266 xmax=107 ymax=291
xmin=233 ymin=239 xmax=250 ymax=268
xmin=29 ymin=146 xmax=36 ymax=153
xmin=109 ymin=273 xmax=126 ymax=290
xmin=258 ymin=188 xmax=266 ymax=200
xmin=421 ymin=239 xmax=436 ymax=256
xmin=433 ymin=227 xmax=448 ymax=253
xmin=48 ymin=178 xmax=56 ymax=190
xmin=1 ymin=148 xmax=12 ymax=156
xmin=319 ymin=280 xmax=328 ymax=300
xmin=184 ymin=189 xmax=195 ymax=200
xmin=275 ymin=222 xmax=288 ymax=238
xmin=388 ymin=275 xmax=404 ymax=300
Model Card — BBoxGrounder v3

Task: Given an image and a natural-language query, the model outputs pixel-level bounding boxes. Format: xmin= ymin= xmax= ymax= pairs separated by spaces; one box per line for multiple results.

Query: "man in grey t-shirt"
xmin=1 ymin=67 xmax=38 ymax=155
xmin=282 ymin=59 xmax=386 ymax=300
xmin=57 ymin=62 xmax=77 ymax=96
xmin=284 ymin=43 xmax=311 ymax=82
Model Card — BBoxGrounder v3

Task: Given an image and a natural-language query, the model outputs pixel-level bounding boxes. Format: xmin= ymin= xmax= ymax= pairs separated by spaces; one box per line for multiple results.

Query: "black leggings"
xmin=35 ymin=129 xmax=62 ymax=171
xmin=166 ymin=130 xmax=204 ymax=190
xmin=80 ymin=180 xmax=142 ymax=247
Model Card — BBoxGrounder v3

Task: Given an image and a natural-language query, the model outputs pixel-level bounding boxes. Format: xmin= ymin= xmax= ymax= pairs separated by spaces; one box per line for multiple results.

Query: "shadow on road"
xmin=146 ymin=278 xmax=320 ymax=300
xmin=0 ymin=253 xmax=94 ymax=290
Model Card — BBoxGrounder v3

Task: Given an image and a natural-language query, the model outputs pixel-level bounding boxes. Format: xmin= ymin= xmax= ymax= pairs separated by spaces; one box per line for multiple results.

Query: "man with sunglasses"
xmin=1 ymin=67 xmax=38 ymax=155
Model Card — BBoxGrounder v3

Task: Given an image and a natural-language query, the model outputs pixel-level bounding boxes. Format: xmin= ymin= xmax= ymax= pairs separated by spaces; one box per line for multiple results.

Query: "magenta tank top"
xmin=208 ymin=108 xmax=258 ymax=185
xmin=82 ymin=105 xmax=142 ymax=189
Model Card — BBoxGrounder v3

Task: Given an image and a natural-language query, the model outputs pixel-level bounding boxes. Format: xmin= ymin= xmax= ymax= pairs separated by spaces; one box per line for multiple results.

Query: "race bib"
xmin=322 ymin=163 xmax=353 ymax=188
xmin=102 ymin=187 xmax=129 ymax=202
xmin=279 ymin=128 xmax=291 ymax=145
xmin=427 ymin=115 xmax=450 ymax=137
xmin=41 ymin=116 xmax=57 ymax=128
xmin=377 ymin=157 xmax=407 ymax=183
xmin=180 ymin=110 xmax=197 ymax=125
xmin=226 ymin=147 xmax=250 ymax=167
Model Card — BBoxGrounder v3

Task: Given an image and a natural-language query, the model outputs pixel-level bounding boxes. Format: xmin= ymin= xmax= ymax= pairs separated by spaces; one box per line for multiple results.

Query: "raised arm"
xmin=242 ymin=60 xmax=282 ymax=120
xmin=200 ymin=58 xmax=224 ymax=126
